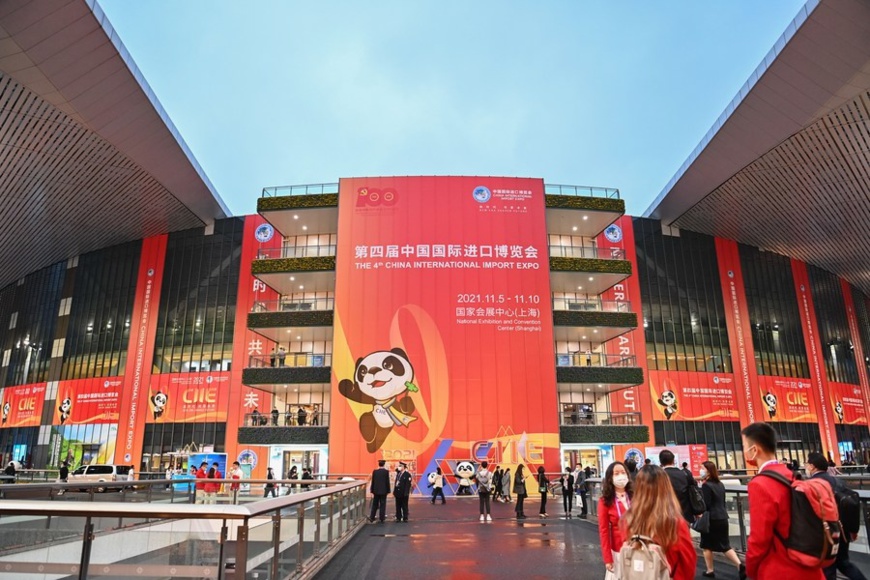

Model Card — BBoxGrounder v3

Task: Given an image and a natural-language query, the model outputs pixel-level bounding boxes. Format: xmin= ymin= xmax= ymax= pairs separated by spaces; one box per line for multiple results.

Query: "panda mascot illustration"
xmin=657 ymin=390 xmax=678 ymax=420
xmin=763 ymin=391 xmax=777 ymax=419
xmin=1 ymin=401 xmax=9 ymax=425
xmin=835 ymin=400 xmax=844 ymax=423
xmin=58 ymin=397 xmax=72 ymax=424
xmin=338 ymin=348 xmax=419 ymax=453
xmin=455 ymin=461 xmax=475 ymax=495
xmin=151 ymin=391 xmax=168 ymax=421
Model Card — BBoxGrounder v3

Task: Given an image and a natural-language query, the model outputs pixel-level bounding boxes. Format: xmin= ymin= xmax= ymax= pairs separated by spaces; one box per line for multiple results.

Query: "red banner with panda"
xmin=0 ymin=383 xmax=46 ymax=428
xmin=648 ymin=370 xmax=739 ymax=421
xmin=330 ymin=177 xmax=560 ymax=483
xmin=53 ymin=377 xmax=122 ymax=425
xmin=145 ymin=371 xmax=232 ymax=423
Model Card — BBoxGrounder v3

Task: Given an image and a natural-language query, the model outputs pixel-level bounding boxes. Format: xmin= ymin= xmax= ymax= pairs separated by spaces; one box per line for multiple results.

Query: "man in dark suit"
xmin=393 ymin=462 xmax=413 ymax=522
xmin=369 ymin=459 xmax=390 ymax=523
xmin=660 ymin=449 xmax=694 ymax=523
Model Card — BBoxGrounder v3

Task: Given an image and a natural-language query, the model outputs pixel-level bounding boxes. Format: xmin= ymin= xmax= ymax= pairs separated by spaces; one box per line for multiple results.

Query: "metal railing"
xmin=262 ymin=183 xmax=339 ymax=197
xmin=245 ymin=412 xmax=328 ymax=427
xmin=251 ymin=298 xmax=334 ymax=313
xmin=544 ymin=184 xmax=620 ymax=199
xmin=257 ymin=245 xmax=337 ymax=259
xmin=555 ymin=352 xmax=637 ymax=367
xmin=552 ymin=298 xmax=632 ymax=312
xmin=548 ymin=245 xmax=625 ymax=260
xmin=559 ymin=411 xmax=641 ymax=426
xmin=248 ymin=353 xmax=332 ymax=368
xmin=0 ymin=478 xmax=368 ymax=579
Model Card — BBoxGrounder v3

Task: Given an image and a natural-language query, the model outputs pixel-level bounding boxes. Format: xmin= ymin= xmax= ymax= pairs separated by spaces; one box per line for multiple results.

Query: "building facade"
xmin=1 ymin=177 xmax=868 ymax=487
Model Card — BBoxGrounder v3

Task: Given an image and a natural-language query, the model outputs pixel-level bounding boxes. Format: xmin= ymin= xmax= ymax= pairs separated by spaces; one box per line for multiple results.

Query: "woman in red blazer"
xmin=598 ymin=461 xmax=633 ymax=574
xmin=622 ymin=465 xmax=697 ymax=580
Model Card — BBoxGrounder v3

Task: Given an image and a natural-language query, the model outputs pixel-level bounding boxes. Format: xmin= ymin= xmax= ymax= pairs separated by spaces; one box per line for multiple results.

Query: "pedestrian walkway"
xmin=314 ymin=497 xmax=744 ymax=580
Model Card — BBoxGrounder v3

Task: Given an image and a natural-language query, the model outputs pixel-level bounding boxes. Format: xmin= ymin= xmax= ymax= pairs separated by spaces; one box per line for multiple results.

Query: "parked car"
xmin=68 ymin=464 xmax=131 ymax=492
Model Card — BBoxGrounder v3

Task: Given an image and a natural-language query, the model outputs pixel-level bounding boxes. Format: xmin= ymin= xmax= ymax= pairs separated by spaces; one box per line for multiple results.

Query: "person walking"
xmin=297 ymin=406 xmax=307 ymax=426
xmin=501 ymin=467 xmax=512 ymax=503
xmin=573 ymin=463 xmax=587 ymax=517
xmin=284 ymin=465 xmax=298 ymax=495
xmin=368 ymin=460 xmax=390 ymax=523
xmin=699 ymin=461 xmax=743 ymax=578
xmin=264 ymin=467 xmax=277 ymax=498
xmin=430 ymin=467 xmax=446 ymax=504
xmin=301 ymin=467 xmax=313 ymax=489
xmin=203 ymin=464 xmax=220 ymax=504
xmin=560 ymin=467 xmax=575 ymax=517
xmin=805 ymin=452 xmax=866 ymax=580
xmin=660 ymin=449 xmax=695 ymax=523
xmin=598 ymin=461 xmax=633 ymax=577
xmin=514 ymin=465 xmax=528 ymax=519
xmin=491 ymin=466 xmax=502 ymax=503
xmin=58 ymin=460 xmax=69 ymax=495
xmin=476 ymin=461 xmax=494 ymax=522
xmin=393 ymin=462 xmax=412 ymax=522
xmin=623 ymin=465 xmax=697 ymax=580
xmin=536 ymin=466 xmax=549 ymax=518
xmin=229 ymin=461 xmax=243 ymax=504
xmin=271 ymin=406 xmax=279 ymax=426
xmin=277 ymin=346 xmax=287 ymax=367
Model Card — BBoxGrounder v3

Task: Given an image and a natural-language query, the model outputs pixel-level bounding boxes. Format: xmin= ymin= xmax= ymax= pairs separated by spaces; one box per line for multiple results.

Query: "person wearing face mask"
xmin=598 ymin=461 xmax=633 ymax=578
xmin=393 ymin=462 xmax=412 ymax=522
xmin=742 ymin=422 xmax=822 ymax=580
xmin=699 ymin=461 xmax=743 ymax=577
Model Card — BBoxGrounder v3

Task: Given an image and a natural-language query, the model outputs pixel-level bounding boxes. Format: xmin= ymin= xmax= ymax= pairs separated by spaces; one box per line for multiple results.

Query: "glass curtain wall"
xmin=808 ymin=266 xmax=859 ymax=385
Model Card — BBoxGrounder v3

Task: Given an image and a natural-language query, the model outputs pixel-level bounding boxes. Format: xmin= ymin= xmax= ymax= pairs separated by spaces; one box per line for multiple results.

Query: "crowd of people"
xmin=363 ymin=422 xmax=867 ymax=579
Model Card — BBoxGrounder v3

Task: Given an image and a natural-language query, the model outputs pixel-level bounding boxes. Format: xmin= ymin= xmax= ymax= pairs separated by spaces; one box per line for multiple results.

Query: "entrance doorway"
xmin=561 ymin=445 xmax=614 ymax=476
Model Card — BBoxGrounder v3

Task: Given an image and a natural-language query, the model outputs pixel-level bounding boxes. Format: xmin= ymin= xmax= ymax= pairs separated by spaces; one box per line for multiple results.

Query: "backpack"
xmin=685 ymin=472 xmax=706 ymax=515
xmin=756 ymin=470 xmax=841 ymax=568
xmin=614 ymin=534 xmax=671 ymax=580
xmin=834 ymin=484 xmax=861 ymax=537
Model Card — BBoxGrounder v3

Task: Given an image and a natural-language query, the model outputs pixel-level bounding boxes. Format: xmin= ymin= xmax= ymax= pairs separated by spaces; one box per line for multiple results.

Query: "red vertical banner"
xmin=839 ymin=281 xmax=870 ymax=426
xmin=223 ymin=216 xmax=275 ymax=477
xmin=597 ymin=216 xmax=654 ymax=437
xmin=330 ymin=177 xmax=559 ymax=481
xmin=714 ymin=238 xmax=763 ymax=425
xmin=792 ymin=260 xmax=837 ymax=455
xmin=114 ymin=234 xmax=167 ymax=465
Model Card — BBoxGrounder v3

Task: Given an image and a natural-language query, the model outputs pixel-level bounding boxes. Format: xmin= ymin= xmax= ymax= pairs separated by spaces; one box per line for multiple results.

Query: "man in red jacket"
xmin=742 ymin=422 xmax=823 ymax=579
xmin=194 ymin=461 xmax=208 ymax=504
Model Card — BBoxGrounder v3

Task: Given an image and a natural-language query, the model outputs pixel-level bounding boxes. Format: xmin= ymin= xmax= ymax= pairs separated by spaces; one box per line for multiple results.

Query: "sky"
xmin=99 ymin=1 xmax=807 ymax=218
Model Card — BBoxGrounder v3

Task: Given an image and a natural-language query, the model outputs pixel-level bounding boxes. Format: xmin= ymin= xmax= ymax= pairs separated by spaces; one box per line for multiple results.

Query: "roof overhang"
xmin=0 ymin=0 xmax=229 ymax=288
xmin=646 ymin=0 xmax=870 ymax=293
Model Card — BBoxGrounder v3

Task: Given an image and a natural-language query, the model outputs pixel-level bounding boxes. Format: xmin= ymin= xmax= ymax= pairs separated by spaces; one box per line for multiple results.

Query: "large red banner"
xmin=330 ymin=177 xmax=559 ymax=484
xmin=146 ymin=372 xmax=232 ymax=423
xmin=756 ymin=376 xmax=818 ymax=422
xmin=841 ymin=280 xmax=870 ymax=426
xmin=648 ymin=370 xmax=739 ymax=421
xmin=827 ymin=381 xmax=867 ymax=426
xmin=0 ymin=383 xmax=46 ymax=428
xmin=54 ymin=378 xmax=122 ymax=425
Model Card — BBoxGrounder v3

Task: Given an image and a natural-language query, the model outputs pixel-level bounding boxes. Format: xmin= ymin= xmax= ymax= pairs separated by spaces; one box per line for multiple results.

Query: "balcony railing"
xmin=248 ymin=353 xmax=333 ymax=368
xmin=251 ymin=298 xmax=334 ymax=313
xmin=552 ymin=298 xmax=631 ymax=312
xmin=257 ymin=245 xmax=337 ymax=259
xmin=246 ymin=412 xmax=329 ymax=427
xmin=548 ymin=245 xmax=625 ymax=260
xmin=544 ymin=184 xmax=620 ymax=199
xmin=262 ymin=183 xmax=340 ymax=197
xmin=560 ymin=411 xmax=641 ymax=426
xmin=555 ymin=353 xmax=637 ymax=367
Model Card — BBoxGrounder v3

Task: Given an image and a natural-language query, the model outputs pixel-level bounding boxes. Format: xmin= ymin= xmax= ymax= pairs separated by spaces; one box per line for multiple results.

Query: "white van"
xmin=68 ymin=464 xmax=131 ymax=492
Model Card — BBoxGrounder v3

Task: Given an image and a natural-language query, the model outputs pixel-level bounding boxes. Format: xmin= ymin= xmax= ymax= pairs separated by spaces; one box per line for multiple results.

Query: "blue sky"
xmin=99 ymin=1 xmax=806 ymax=218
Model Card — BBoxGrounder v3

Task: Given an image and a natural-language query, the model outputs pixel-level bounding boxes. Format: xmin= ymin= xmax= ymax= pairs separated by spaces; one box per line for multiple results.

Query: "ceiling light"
xmin=582 ymin=216 xmax=588 ymax=221
xmin=290 ymin=276 xmax=295 ymax=281
xmin=302 ymin=226 xmax=308 ymax=231
xmin=588 ymin=277 xmax=594 ymax=281
xmin=593 ymin=330 xmax=598 ymax=333
xmin=294 ymin=388 xmax=298 ymax=392
xmin=577 ymin=286 xmax=583 ymax=290
xmin=299 ymin=285 xmax=304 ymax=289
xmin=586 ymin=388 xmax=591 ymax=391
xmin=297 ymin=336 xmax=301 ymax=340
xmin=287 ymin=330 xmax=292 ymax=333
xmin=572 ymin=226 xmax=578 ymax=232
xmin=582 ymin=336 xmax=587 ymax=340
xmin=293 ymin=215 xmax=299 ymax=220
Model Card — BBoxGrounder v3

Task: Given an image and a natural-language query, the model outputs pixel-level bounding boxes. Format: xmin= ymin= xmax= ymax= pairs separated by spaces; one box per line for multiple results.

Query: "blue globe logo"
xmin=604 ymin=224 xmax=623 ymax=243
xmin=255 ymin=224 xmax=274 ymax=243
xmin=472 ymin=186 xmax=491 ymax=203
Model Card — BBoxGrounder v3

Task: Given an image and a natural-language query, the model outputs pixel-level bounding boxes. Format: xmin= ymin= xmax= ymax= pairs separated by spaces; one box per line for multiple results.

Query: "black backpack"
xmin=835 ymin=484 xmax=861 ymax=537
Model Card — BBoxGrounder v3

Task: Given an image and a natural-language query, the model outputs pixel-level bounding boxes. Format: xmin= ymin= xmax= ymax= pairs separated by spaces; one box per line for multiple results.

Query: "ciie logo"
xmin=472 ymin=186 xmax=491 ymax=203
xmin=713 ymin=376 xmax=720 ymax=384
xmin=604 ymin=224 xmax=623 ymax=243
xmin=104 ymin=380 xmax=110 ymax=388
xmin=147 ymin=268 xmax=155 ymax=277
xmin=727 ymin=270 xmax=734 ymax=279
xmin=254 ymin=223 xmax=274 ymax=243
xmin=206 ymin=375 xmax=214 ymax=384
xmin=356 ymin=187 xmax=398 ymax=207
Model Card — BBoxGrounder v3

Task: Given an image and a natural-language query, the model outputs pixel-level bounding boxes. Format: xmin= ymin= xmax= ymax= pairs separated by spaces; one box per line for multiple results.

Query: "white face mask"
xmin=613 ymin=474 xmax=629 ymax=489
xmin=699 ymin=469 xmax=707 ymax=478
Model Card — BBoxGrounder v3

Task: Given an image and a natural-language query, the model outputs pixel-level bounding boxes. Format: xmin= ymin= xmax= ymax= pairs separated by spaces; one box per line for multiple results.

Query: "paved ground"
xmin=315 ymin=497 xmax=745 ymax=580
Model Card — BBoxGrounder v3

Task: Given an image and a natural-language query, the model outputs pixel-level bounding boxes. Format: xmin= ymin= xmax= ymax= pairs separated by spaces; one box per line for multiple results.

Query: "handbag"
xmin=691 ymin=511 xmax=710 ymax=534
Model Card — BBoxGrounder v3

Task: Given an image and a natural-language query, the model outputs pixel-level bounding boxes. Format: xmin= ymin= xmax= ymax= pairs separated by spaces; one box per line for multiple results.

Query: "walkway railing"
xmin=251 ymin=297 xmax=334 ymax=313
xmin=0 ymin=478 xmax=368 ymax=579
xmin=552 ymin=297 xmax=632 ymax=312
xmin=248 ymin=353 xmax=332 ymax=368
xmin=548 ymin=245 xmax=625 ymax=260
xmin=262 ymin=183 xmax=339 ymax=197
xmin=555 ymin=352 xmax=637 ymax=367
xmin=257 ymin=245 xmax=336 ymax=259
xmin=559 ymin=411 xmax=641 ymax=426
xmin=544 ymin=184 xmax=620 ymax=199
xmin=245 ymin=412 xmax=328 ymax=427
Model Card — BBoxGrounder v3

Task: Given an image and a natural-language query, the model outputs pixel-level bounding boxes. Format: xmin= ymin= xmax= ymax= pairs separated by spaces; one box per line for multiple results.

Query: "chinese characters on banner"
xmin=827 ymin=382 xmax=867 ymax=425
xmin=756 ymin=376 xmax=818 ymax=422
xmin=53 ymin=378 xmax=122 ymax=425
xmin=330 ymin=177 xmax=560 ymax=486
xmin=0 ymin=383 xmax=46 ymax=427
xmin=146 ymin=372 xmax=232 ymax=423
xmin=649 ymin=371 xmax=739 ymax=421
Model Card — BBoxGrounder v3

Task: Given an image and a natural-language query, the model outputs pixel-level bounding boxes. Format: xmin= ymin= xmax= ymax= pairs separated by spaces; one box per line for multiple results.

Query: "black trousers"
xmin=370 ymin=494 xmax=387 ymax=522
xmin=824 ymin=538 xmax=866 ymax=580
xmin=540 ymin=492 xmax=548 ymax=514
xmin=578 ymin=490 xmax=588 ymax=514
xmin=563 ymin=491 xmax=574 ymax=513
xmin=515 ymin=494 xmax=526 ymax=515
xmin=479 ymin=492 xmax=491 ymax=515
xmin=431 ymin=487 xmax=445 ymax=503
xmin=395 ymin=494 xmax=409 ymax=521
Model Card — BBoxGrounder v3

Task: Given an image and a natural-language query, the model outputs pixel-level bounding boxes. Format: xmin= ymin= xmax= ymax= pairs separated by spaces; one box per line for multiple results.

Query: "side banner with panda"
xmin=53 ymin=378 xmax=122 ymax=425
xmin=331 ymin=176 xmax=560 ymax=491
